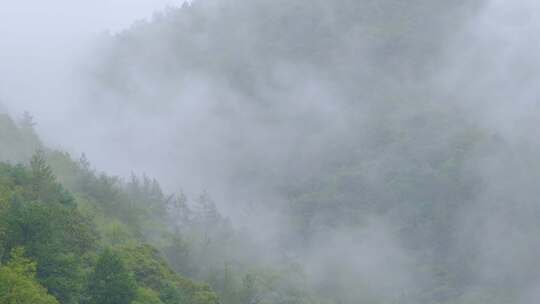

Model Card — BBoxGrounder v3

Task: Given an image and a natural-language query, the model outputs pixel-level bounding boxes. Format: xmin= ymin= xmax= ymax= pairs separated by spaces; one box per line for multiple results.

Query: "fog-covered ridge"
xmin=3 ymin=0 xmax=540 ymax=303
xmin=87 ymin=0 xmax=483 ymax=195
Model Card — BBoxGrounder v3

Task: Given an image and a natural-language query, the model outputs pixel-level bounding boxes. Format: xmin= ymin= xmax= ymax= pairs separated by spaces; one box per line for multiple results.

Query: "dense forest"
xmin=2 ymin=0 xmax=540 ymax=303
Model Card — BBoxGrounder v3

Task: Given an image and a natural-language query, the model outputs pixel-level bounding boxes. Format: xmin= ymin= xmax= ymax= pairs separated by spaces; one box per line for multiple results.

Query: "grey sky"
xmin=0 ymin=0 xmax=187 ymax=152
xmin=0 ymin=0 xmax=185 ymax=108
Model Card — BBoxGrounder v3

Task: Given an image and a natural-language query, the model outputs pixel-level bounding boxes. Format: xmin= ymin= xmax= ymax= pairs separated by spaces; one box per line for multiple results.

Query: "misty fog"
xmin=2 ymin=0 xmax=540 ymax=303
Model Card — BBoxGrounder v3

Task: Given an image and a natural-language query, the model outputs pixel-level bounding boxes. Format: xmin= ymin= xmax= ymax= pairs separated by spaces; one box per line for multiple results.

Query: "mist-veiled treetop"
xmin=88 ymin=0 xmax=487 ymax=202
xmin=0 ymin=113 xmax=42 ymax=163
xmin=95 ymin=0 xmax=484 ymax=99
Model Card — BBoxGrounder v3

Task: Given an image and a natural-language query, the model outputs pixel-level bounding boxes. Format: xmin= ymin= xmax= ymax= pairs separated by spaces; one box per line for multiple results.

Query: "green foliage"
xmin=0 ymin=247 xmax=59 ymax=304
xmin=87 ymin=248 xmax=137 ymax=304
xmin=0 ymin=159 xmax=97 ymax=304
xmin=134 ymin=287 xmax=164 ymax=304
xmin=118 ymin=244 xmax=173 ymax=290
xmin=118 ymin=244 xmax=218 ymax=304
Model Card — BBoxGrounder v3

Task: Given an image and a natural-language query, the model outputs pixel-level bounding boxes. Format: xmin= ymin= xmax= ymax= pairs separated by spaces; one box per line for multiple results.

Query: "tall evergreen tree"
xmin=87 ymin=248 xmax=137 ymax=304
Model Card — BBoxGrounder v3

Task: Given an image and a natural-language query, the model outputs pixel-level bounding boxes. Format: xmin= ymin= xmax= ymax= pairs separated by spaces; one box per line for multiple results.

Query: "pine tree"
xmin=87 ymin=249 xmax=137 ymax=304
xmin=29 ymin=151 xmax=55 ymax=201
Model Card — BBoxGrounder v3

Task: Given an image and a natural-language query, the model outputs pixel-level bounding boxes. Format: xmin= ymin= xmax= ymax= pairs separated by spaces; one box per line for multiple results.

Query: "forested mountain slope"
xmin=3 ymin=0 xmax=540 ymax=303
